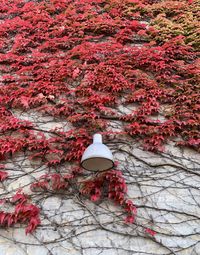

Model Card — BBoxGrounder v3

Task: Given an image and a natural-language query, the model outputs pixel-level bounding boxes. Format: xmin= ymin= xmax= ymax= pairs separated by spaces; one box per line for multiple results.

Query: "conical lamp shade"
xmin=81 ymin=134 xmax=114 ymax=171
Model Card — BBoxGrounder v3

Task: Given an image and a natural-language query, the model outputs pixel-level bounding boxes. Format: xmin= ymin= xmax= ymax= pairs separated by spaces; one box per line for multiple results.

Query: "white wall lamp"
xmin=81 ymin=134 xmax=114 ymax=171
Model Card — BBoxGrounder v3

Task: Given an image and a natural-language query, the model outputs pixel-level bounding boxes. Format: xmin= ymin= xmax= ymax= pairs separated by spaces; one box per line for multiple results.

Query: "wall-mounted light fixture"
xmin=81 ymin=134 xmax=114 ymax=171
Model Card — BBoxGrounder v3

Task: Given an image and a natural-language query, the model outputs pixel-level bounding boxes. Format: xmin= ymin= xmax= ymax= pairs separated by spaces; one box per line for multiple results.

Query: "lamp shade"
xmin=81 ymin=134 xmax=114 ymax=171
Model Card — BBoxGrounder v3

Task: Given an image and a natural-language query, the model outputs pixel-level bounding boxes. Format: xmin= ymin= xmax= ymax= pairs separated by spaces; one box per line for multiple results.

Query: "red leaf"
xmin=12 ymin=191 xmax=28 ymax=204
xmin=72 ymin=68 xmax=80 ymax=79
xmin=21 ymin=96 xmax=29 ymax=108
xmin=25 ymin=217 xmax=41 ymax=235
xmin=7 ymin=214 xmax=15 ymax=227
xmin=0 ymin=171 xmax=8 ymax=181
xmin=91 ymin=194 xmax=100 ymax=202
xmin=145 ymin=228 xmax=156 ymax=236
xmin=125 ymin=215 xmax=135 ymax=224
xmin=0 ymin=212 xmax=7 ymax=225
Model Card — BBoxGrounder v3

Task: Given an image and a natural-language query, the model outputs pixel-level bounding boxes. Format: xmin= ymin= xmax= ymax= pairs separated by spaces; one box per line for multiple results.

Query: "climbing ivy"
xmin=0 ymin=0 xmax=199 ymax=234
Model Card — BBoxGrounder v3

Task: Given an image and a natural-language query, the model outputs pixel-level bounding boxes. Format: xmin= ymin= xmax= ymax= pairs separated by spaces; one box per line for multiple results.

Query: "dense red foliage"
xmin=80 ymin=170 xmax=137 ymax=223
xmin=0 ymin=192 xmax=40 ymax=235
xmin=0 ymin=0 xmax=199 ymax=234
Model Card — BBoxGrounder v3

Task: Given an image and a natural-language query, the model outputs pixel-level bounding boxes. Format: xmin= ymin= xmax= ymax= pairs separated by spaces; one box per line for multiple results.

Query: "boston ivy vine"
xmin=0 ymin=0 xmax=199 ymax=235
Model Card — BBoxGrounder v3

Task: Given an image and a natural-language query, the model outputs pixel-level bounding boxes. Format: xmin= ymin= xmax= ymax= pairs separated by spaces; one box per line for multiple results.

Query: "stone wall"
xmin=0 ymin=1 xmax=199 ymax=254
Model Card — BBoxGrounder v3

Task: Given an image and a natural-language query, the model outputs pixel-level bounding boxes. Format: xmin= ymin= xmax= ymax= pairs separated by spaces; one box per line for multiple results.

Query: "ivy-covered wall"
xmin=0 ymin=1 xmax=199 ymax=254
